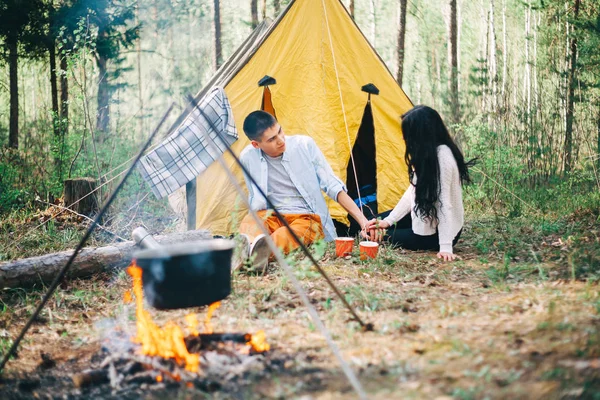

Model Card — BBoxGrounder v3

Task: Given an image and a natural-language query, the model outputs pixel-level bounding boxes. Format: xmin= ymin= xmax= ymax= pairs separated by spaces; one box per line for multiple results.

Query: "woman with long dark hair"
xmin=365 ymin=105 xmax=474 ymax=261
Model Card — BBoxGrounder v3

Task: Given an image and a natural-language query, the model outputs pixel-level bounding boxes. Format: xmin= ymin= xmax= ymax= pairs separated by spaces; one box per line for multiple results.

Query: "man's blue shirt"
xmin=239 ymin=135 xmax=346 ymax=241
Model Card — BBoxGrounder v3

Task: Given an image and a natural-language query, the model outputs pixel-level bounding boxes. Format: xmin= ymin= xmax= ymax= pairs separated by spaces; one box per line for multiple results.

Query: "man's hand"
xmin=336 ymin=191 xmax=379 ymax=241
xmin=437 ymin=252 xmax=458 ymax=261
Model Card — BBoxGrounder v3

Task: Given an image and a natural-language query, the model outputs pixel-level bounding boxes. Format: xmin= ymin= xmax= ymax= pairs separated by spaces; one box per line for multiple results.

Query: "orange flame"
xmin=126 ymin=262 xmax=200 ymax=373
xmin=185 ymin=313 xmax=199 ymax=336
xmin=156 ymin=375 xmax=163 ymax=382
xmin=247 ymin=330 xmax=270 ymax=352
xmin=123 ymin=290 xmax=133 ymax=304
xmin=204 ymin=301 xmax=221 ymax=334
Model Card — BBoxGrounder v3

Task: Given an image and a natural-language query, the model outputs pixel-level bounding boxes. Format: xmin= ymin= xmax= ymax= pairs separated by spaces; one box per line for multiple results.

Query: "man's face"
xmin=251 ymin=123 xmax=286 ymax=157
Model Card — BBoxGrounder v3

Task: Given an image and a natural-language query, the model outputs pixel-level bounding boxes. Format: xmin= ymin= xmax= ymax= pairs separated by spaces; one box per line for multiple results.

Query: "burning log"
xmin=184 ymin=333 xmax=252 ymax=352
xmin=0 ymin=230 xmax=211 ymax=288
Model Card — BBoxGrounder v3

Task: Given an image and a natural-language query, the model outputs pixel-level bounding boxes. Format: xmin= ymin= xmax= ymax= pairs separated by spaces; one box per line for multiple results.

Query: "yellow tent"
xmin=184 ymin=0 xmax=413 ymax=235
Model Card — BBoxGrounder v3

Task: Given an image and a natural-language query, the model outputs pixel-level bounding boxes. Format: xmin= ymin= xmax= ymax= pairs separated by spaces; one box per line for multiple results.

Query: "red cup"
xmin=359 ymin=241 xmax=379 ymax=260
xmin=335 ymin=237 xmax=354 ymax=257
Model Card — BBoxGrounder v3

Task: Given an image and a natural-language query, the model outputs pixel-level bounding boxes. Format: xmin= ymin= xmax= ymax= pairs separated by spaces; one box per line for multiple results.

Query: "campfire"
xmin=72 ymin=261 xmax=272 ymax=392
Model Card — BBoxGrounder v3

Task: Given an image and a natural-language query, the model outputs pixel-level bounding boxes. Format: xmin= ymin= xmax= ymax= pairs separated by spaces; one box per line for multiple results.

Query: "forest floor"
xmin=0 ymin=203 xmax=598 ymax=399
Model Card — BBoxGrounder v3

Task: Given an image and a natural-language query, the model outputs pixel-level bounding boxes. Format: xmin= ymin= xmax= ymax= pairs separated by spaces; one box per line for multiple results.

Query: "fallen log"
xmin=0 ymin=230 xmax=212 ymax=288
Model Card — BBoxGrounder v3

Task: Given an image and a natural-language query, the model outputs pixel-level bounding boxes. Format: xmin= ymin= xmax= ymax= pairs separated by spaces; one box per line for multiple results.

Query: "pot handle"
xmin=132 ymin=227 xmax=161 ymax=249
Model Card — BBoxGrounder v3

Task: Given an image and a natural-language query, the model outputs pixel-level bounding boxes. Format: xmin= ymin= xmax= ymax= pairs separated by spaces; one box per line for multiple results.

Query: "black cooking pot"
xmin=133 ymin=236 xmax=235 ymax=310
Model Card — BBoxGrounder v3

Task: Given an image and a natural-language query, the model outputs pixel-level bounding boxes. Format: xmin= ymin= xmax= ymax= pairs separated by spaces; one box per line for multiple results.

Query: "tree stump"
xmin=64 ymin=178 xmax=98 ymax=217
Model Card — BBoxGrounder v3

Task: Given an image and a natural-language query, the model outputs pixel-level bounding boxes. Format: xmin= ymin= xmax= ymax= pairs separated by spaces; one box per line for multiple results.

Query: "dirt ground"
xmin=0 ymin=241 xmax=599 ymax=399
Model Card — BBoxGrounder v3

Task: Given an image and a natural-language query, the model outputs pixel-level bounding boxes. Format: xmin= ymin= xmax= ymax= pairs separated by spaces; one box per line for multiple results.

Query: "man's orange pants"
xmin=239 ymin=211 xmax=324 ymax=254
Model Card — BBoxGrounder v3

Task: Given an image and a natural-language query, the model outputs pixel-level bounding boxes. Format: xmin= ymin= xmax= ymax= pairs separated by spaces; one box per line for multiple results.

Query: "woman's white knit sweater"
xmin=382 ymin=145 xmax=464 ymax=254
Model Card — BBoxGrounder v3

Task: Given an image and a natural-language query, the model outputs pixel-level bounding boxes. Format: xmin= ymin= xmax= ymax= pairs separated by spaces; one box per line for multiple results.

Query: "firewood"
xmin=0 ymin=230 xmax=211 ymax=288
xmin=185 ymin=333 xmax=251 ymax=353
xmin=72 ymin=369 xmax=109 ymax=388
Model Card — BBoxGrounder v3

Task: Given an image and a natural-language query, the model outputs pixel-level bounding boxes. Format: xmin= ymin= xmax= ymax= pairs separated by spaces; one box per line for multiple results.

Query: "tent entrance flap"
xmin=346 ymin=100 xmax=377 ymax=214
xmin=261 ymin=86 xmax=277 ymax=118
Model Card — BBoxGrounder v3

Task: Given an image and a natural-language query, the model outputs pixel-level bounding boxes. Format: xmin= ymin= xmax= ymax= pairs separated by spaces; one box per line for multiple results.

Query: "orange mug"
xmin=335 ymin=237 xmax=354 ymax=257
xmin=359 ymin=241 xmax=379 ymax=260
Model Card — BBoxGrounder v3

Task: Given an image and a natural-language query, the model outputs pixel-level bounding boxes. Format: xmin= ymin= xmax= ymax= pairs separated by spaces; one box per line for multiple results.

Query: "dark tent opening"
xmin=334 ymin=100 xmax=378 ymax=237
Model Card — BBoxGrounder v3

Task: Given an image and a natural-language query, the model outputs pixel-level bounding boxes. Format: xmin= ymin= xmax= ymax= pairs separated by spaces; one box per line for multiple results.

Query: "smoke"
xmin=94 ymin=305 xmax=137 ymax=355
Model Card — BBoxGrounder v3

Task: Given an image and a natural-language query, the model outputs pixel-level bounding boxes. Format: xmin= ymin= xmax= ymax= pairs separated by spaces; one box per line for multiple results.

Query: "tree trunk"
xmin=369 ymin=0 xmax=377 ymax=47
xmin=349 ymin=0 xmax=355 ymax=18
xmin=0 ymin=230 xmax=212 ymax=288
xmin=564 ymin=0 xmax=581 ymax=173
xmin=597 ymin=105 xmax=600 ymax=172
xmin=50 ymin=40 xmax=63 ymax=179
xmin=214 ymin=0 xmax=223 ymax=69
xmin=50 ymin=41 xmax=60 ymax=139
xmin=251 ymin=0 xmax=259 ymax=29
xmin=262 ymin=0 xmax=267 ymax=19
xmin=533 ymin=10 xmax=540 ymax=115
xmin=524 ymin=2 xmax=531 ymax=126
xmin=489 ymin=0 xmax=497 ymax=121
xmin=436 ymin=48 xmax=442 ymax=109
xmin=135 ymin=1 xmax=144 ymax=140
xmin=8 ymin=35 xmax=19 ymax=149
xmin=60 ymin=55 xmax=69 ymax=135
xmin=96 ymin=52 xmax=110 ymax=141
xmin=501 ymin=0 xmax=507 ymax=109
xmin=274 ymin=0 xmax=280 ymax=14
xmin=457 ymin=0 xmax=462 ymax=92
xmin=64 ymin=178 xmax=99 ymax=217
xmin=396 ymin=0 xmax=407 ymax=86
xmin=450 ymin=0 xmax=459 ymax=123
xmin=482 ymin=5 xmax=490 ymax=116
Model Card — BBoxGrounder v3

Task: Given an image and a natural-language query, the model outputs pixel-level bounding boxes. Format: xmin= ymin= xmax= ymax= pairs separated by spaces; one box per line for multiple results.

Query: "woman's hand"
xmin=437 ymin=252 xmax=459 ymax=261
xmin=364 ymin=219 xmax=390 ymax=242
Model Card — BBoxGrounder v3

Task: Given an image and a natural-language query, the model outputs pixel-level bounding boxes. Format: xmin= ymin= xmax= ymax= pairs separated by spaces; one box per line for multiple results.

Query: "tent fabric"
xmin=138 ymin=87 xmax=237 ymax=199
xmin=190 ymin=0 xmax=413 ymax=236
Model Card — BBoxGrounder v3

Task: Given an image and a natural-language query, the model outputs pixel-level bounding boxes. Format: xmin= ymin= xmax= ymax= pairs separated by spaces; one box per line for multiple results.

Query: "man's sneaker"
xmin=248 ymin=234 xmax=271 ymax=271
xmin=232 ymin=233 xmax=250 ymax=271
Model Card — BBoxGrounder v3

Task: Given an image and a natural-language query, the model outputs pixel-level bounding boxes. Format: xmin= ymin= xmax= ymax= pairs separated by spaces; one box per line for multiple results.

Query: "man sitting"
xmin=238 ymin=110 xmax=370 ymax=269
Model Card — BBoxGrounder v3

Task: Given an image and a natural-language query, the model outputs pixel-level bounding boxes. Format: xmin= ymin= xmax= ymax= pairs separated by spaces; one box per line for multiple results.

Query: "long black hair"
xmin=401 ymin=105 xmax=474 ymax=222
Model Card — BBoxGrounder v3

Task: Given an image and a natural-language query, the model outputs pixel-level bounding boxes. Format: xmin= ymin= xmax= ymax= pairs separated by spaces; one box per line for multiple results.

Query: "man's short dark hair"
xmin=243 ymin=111 xmax=277 ymax=141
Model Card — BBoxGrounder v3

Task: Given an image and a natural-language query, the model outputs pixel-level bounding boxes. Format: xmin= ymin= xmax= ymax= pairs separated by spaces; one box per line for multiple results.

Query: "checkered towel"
xmin=138 ymin=87 xmax=238 ymax=199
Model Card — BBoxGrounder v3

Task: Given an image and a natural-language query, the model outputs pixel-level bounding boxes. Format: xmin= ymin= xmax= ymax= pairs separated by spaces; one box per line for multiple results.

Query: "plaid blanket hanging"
xmin=138 ymin=87 xmax=238 ymax=199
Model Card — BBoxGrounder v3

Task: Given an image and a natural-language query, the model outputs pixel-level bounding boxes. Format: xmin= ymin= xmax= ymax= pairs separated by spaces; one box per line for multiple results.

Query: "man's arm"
xmin=306 ymin=137 xmax=347 ymax=200
xmin=337 ymin=191 xmax=369 ymax=233
xmin=239 ymin=147 xmax=255 ymax=205
xmin=305 ymin=137 xmax=370 ymax=237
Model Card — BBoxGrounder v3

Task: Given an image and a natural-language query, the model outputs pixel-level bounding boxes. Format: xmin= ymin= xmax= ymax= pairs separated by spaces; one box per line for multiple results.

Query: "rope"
xmin=321 ymin=0 xmax=365 ymax=221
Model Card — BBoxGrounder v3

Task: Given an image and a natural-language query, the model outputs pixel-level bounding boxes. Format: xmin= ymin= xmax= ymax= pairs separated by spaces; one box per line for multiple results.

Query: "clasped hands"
xmin=360 ymin=218 xmax=390 ymax=242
